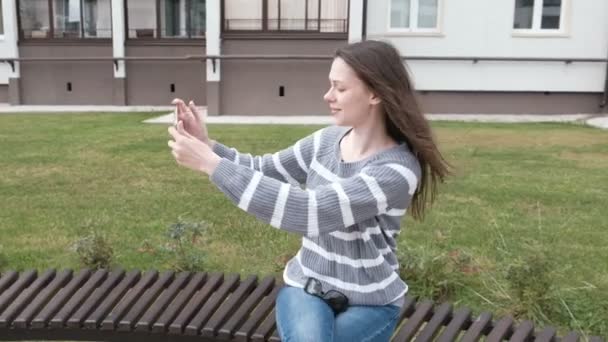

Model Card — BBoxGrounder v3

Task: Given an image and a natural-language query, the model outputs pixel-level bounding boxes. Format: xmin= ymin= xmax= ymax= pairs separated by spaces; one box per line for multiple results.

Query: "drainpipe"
xmin=362 ymin=0 xmax=367 ymax=41
xmin=602 ymin=56 xmax=608 ymax=113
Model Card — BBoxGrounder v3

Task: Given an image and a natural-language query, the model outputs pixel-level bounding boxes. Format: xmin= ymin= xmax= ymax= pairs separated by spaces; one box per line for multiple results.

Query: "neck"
xmin=342 ymin=111 xmax=396 ymax=160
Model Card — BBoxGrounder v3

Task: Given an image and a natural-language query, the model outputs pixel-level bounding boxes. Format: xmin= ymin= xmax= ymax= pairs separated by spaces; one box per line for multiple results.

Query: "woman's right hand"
xmin=171 ymin=98 xmax=210 ymax=145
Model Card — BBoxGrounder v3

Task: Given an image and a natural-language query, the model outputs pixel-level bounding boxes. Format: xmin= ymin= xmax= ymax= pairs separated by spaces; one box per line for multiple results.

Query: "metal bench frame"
xmin=0 ymin=269 xmax=604 ymax=342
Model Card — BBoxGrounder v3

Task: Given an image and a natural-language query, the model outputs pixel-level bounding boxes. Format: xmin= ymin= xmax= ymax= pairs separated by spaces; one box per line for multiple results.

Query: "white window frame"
xmin=512 ymin=0 xmax=569 ymax=37
xmin=387 ymin=0 xmax=443 ymax=35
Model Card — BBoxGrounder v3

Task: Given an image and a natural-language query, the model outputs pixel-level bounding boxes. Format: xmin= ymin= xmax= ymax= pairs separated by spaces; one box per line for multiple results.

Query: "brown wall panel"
xmin=220 ymin=39 xmax=347 ymax=115
xmin=126 ymin=45 xmax=206 ymax=106
xmin=0 ymin=85 xmax=8 ymax=103
xmin=19 ymin=45 xmax=114 ymax=105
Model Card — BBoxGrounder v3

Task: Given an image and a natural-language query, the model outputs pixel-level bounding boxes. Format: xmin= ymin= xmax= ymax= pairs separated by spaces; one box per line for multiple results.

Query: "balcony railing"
xmin=223 ymin=18 xmax=348 ymax=33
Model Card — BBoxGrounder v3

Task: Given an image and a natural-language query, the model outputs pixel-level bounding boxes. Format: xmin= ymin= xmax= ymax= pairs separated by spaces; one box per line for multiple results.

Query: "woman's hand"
xmin=171 ymin=98 xmax=210 ymax=145
xmin=168 ymin=121 xmax=221 ymax=175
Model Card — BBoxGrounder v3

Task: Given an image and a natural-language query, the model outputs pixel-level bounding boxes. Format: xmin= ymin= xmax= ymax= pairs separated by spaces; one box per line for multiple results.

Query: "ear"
xmin=369 ymin=92 xmax=381 ymax=106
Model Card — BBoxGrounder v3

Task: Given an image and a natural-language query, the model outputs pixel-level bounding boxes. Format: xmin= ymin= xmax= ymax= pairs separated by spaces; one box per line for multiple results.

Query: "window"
xmin=389 ymin=0 xmax=441 ymax=32
xmin=513 ymin=0 xmax=564 ymax=32
xmin=224 ymin=0 xmax=349 ymax=33
xmin=18 ymin=0 xmax=112 ymax=39
xmin=127 ymin=0 xmax=206 ymax=39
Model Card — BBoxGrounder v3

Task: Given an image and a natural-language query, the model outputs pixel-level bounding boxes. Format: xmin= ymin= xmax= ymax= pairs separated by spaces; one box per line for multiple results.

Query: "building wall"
xmin=0 ymin=84 xmax=7 ymax=102
xmin=366 ymin=0 xmax=608 ymax=93
xmin=19 ymin=44 xmax=114 ymax=105
xmin=125 ymin=45 xmax=207 ymax=106
xmin=220 ymin=39 xmax=345 ymax=115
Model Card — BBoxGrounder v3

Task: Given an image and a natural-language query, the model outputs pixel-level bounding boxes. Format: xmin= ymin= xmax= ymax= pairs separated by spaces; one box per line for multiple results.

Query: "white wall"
xmin=366 ymin=0 xmax=608 ymax=92
xmin=0 ymin=0 xmax=19 ymax=83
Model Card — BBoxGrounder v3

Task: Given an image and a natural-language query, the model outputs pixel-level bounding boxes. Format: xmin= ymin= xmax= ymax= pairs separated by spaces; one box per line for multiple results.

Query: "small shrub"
xmin=161 ymin=218 xmax=210 ymax=272
xmin=72 ymin=229 xmax=114 ymax=269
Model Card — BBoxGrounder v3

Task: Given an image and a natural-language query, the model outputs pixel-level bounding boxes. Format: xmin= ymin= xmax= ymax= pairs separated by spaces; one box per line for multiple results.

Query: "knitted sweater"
xmin=210 ymin=125 xmax=421 ymax=306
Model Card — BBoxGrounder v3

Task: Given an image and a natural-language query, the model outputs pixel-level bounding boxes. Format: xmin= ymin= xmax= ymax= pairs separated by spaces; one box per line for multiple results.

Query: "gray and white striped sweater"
xmin=209 ymin=125 xmax=421 ymax=306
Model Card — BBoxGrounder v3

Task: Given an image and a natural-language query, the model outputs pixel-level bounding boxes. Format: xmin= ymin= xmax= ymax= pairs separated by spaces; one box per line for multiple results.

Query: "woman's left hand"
xmin=168 ymin=121 xmax=221 ymax=175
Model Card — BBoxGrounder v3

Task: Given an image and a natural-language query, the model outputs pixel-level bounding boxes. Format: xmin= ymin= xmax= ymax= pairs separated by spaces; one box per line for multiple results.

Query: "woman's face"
xmin=323 ymin=57 xmax=380 ymax=127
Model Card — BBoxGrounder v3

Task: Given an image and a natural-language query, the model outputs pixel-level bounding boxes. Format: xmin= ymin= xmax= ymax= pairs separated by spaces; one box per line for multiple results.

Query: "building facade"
xmin=0 ymin=0 xmax=607 ymax=115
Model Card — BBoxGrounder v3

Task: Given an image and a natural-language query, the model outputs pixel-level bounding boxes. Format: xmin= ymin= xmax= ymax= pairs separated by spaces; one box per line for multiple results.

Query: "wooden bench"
xmin=0 ymin=269 xmax=603 ymax=342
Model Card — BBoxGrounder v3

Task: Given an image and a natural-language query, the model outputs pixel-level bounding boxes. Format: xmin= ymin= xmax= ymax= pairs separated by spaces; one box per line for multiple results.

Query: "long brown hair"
xmin=335 ymin=40 xmax=450 ymax=220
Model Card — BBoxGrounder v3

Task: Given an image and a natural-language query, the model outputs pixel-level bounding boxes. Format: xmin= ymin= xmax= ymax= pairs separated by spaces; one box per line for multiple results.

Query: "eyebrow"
xmin=328 ymin=78 xmax=344 ymax=84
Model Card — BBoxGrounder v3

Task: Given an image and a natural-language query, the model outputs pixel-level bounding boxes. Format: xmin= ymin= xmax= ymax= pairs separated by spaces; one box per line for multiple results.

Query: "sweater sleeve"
xmin=211 ymin=130 xmax=318 ymax=186
xmin=209 ymin=157 xmax=419 ymax=237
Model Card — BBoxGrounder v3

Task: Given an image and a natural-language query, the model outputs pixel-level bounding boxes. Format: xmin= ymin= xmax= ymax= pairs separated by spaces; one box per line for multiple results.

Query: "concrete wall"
xmin=125 ymin=45 xmax=207 ymax=105
xmin=366 ymin=0 xmax=608 ymax=93
xmin=19 ymin=44 xmax=114 ymax=105
xmin=220 ymin=39 xmax=346 ymax=115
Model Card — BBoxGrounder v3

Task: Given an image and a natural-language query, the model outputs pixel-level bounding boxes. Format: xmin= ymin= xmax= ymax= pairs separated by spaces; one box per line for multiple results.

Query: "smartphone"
xmin=173 ymin=106 xmax=179 ymax=127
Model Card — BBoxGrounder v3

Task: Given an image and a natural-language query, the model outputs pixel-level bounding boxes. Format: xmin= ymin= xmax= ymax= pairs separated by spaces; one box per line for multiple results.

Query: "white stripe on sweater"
xmin=293 ymin=140 xmax=308 ymax=173
xmin=313 ymin=130 xmax=322 ymax=154
xmin=271 ymin=183 xmax=290 ymax=228
xmin=230 ymin=148 xmax=240 ymax=165
xmin=297 ymin=252 xmax=400 ymax=293
xmin=386 ymin=164 xmax=418 ymax=195
xmin=303 ymin=238 xmax=385 ymax=268
xmin=247 ymin=153 xmax=254 ymax=168
xmin=273 ymin=153 xmax=299 ymax=185
xmin=360 ymin=173 xmax=388 ymax=214
xmin=238 ymin=172 xmax=262 ymax=210
xmin=311 ymin=158 xmax=343 ymax=182
xmin=329 ymin=225 xmax=382 ymax=242
xmin=331 ymin=183 xmax=354 ymax=227
xmin=386 ymin=208 xmax=406 ymax=216
xmin=307 ymin=190 xmax=319 ymax=236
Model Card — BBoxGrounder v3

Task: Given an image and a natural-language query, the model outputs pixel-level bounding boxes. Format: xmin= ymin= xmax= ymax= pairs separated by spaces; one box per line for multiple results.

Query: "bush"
xmin=160 ymin=218 xmax=210 ymax=272
xmin=72 ymin=228 xmax=114 ymax=269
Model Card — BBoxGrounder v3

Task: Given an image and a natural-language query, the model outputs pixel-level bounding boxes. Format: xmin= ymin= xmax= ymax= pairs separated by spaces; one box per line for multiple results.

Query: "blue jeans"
xmin=275 ymin=286 xmax=401 ymax=342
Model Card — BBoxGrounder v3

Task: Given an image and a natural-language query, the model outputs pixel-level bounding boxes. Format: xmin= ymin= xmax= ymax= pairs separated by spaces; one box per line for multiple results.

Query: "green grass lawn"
xmin=0 ymin=113 xmax=607 ymax=337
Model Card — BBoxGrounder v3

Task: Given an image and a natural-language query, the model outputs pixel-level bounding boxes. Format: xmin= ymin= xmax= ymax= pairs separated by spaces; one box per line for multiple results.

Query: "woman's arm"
xmin=209 ymin=158 xmax=419 ymax=237
xmin=210 ymin=129 xmax=320 ymax=186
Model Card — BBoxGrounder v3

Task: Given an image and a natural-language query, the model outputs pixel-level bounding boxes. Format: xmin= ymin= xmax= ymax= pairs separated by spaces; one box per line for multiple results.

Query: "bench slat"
xmin=414 ymin=302 xmax=452 ymax=342
xmin=234 ymin=284 xmax=281 ymax=342
xmin=136 ymin=271 xmax=191 ymax=332
xmin=0 ymin=269 xmax=55 ymax=328
xmin=535 ymin=326 xmax=557 ymax=342
xmin=151 ymin=272 xmax=206 ymax=333
xmin=201 ymin=274 xmax=258 ymax=338
xmin=82 ymin=270 xmax=141 ymax=329
xmin=393 ymin=299 xmax=434 ymax=342
xmin=13 ymin=269 xmax=72 ymax=328
xmin=251 ymin=307 xmax=278 ymax=342
xmin=169 ymin=272 xmax=223 ymax=334
xmin=487 ymin=316 xmax=514 ymax=342
xmin=184 ymin=273 xmax=240 ymax=336
xmin=0 ymin=270 xmax=37 ymax=315
xmin=64 ymin=270 xmax=125 ymax=328
xmin=101 ymin=270 xmax=156 ymax=330
xmin=118 ymin=270 xmax=175 ymax=331
xmin=436 ymin=307 xmax=472 ymax=342
xmin=219 ymin=276 xmax=275 ymax=340
xmin=510 ymin=320 xmax=534 ymax=342
xmin=0 ymin=271 xmax=18 ymax=293
xmin=460 ymin=312 xmax=493 ymax=342
xmin=31 ymin=269 xmax=92 ymax=329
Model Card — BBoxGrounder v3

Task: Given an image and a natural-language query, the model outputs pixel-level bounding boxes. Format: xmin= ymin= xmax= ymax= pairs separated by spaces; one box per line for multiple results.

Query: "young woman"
xmin=168 ymin=40 xmax=449 ymax=342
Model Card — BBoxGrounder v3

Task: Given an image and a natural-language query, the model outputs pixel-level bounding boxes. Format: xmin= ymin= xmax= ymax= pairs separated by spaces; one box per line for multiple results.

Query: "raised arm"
xmin=209 ymin=158 xmax=419 ymax=237
xmin=211 ymin=129 xmax=320 ymax=186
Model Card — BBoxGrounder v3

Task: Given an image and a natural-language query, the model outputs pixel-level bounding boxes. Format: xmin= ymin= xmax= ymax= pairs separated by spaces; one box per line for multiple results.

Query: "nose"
xmin=323 ymin=88 xmax=334 ymax=103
